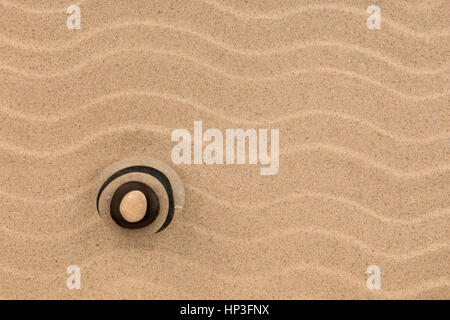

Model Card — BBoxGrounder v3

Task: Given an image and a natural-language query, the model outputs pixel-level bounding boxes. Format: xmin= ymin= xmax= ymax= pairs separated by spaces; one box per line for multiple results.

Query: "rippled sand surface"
xmin=0 ymin=0 xmax=448 ymax=299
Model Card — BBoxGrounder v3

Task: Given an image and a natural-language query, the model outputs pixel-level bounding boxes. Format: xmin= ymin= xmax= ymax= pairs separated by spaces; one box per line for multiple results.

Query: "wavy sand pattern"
xmin=0 ymin=0 xmax=448 ymax=299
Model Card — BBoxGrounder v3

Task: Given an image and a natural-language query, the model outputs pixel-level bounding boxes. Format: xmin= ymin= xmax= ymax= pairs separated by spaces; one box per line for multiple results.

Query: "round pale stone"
xmin=119 ymin=190 xmax=147 ymax=223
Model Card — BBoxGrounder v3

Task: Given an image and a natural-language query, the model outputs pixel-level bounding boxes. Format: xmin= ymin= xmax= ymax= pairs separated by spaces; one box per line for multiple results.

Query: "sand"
xmin=0 ymin=0 xmax=448 ymax=299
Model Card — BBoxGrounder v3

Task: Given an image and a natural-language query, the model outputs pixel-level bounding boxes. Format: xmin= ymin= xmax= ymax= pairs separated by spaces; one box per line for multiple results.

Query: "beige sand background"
xmin=0 ymin=0 xmax=448 ymax=299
